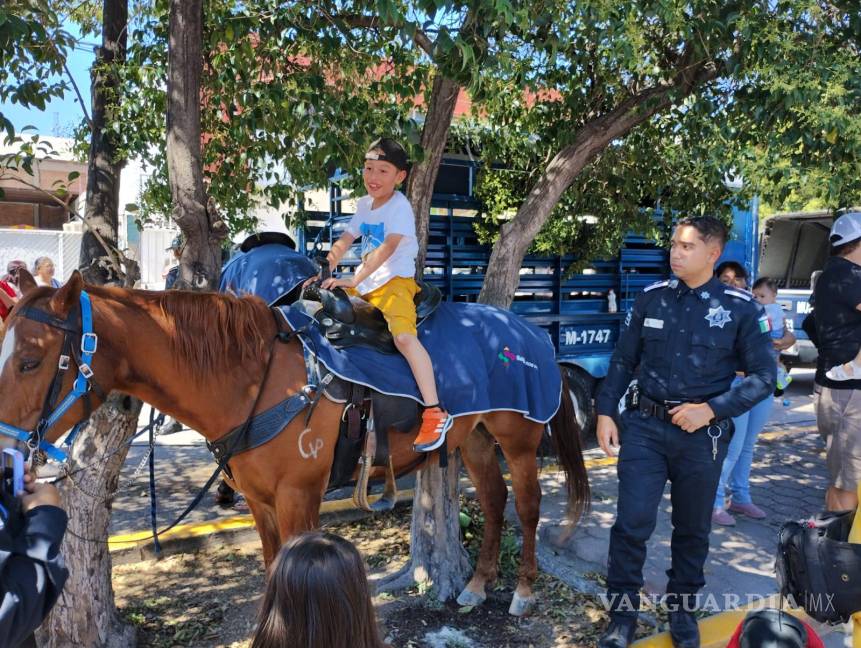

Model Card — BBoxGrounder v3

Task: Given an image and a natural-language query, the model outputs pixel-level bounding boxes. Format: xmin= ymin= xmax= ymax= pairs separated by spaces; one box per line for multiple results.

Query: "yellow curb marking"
xmin=632 ymin=594 xmax=811 ymax=648
xmin=108 ymin=489 xmax=415 ymax=552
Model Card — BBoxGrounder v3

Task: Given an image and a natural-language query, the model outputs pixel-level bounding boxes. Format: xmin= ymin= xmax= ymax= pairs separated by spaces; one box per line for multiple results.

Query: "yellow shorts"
xmin=349 ymin=276 xmax=419 ymax=337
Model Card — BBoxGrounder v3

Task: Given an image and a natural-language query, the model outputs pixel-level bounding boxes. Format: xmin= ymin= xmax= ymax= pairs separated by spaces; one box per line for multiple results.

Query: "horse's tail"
xmin=549 ymin=367 xmax=591 ymax=523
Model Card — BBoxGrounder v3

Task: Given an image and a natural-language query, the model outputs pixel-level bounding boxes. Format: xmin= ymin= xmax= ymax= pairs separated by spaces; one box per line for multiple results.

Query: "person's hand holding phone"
xmin=20 ymin=473 xmax=61 ymax=512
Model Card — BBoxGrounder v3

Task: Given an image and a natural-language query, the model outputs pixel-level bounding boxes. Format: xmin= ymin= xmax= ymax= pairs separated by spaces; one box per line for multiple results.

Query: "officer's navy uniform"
xmin=595 ymin=276 xmax=776 ymax=622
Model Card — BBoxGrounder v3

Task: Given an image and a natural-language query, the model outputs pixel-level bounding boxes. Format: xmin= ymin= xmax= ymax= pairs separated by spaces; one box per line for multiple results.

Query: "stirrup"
xmin=352 ymin=454 xmax=373 ymax=512
xmin=370 ymin=457 xmax=398 ymax=512
xmin=352 ymin=455 xmax=399 ymax=513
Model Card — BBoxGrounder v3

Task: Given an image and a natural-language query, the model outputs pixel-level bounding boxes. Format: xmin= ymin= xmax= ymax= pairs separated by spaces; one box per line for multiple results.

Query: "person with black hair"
xmin=715 ymin=260 xmax=749 ymax=289
xmin=594 ymin=216 xmax=775 ymax=648
xmin=0 ymin=472 xmax=68 ymax=647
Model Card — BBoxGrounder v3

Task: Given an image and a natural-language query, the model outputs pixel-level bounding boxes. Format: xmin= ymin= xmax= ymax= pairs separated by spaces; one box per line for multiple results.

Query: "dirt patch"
xmin=113 ymin=502 xmax=653 ymax=647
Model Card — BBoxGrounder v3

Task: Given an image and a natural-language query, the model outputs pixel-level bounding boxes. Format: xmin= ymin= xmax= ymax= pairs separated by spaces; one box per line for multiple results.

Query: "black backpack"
xmin=776 ymin=510 xmax=861 ymax=623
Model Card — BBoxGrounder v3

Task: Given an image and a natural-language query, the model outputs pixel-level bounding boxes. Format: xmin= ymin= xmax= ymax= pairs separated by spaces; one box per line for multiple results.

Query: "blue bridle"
xmin=0 ymin=291 xmax=100 ymax=463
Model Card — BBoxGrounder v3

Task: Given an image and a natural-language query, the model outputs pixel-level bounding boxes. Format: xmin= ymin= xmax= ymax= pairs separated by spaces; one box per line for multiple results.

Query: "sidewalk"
xmin=532 ymin=370 xmax=850 ymax=646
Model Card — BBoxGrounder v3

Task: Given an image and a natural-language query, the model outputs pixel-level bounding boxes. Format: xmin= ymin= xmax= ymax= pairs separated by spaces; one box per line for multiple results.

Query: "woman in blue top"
xmin=712 ymin=272 xmax=795 ymax=525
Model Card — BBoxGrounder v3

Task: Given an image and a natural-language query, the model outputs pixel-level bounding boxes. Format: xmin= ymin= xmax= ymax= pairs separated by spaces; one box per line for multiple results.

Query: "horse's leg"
xmin=456 ymin=423 xmax=508 ymax=607
xmin=273 ymin=483 xmax=323 ymax=543
xmin=487 ymin=414 xmax=544 ymax=616
xmin=246 ymin=498 xmax=281 ymax=568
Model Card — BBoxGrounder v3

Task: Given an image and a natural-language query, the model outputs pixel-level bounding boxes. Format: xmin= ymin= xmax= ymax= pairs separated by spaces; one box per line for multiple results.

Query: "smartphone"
xmin=2 ymin=448 xmax=24 ymax=496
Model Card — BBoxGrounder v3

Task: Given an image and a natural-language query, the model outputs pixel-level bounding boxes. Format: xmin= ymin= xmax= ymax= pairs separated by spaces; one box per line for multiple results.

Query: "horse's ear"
xmin=48 ymin=271 xmax=84 ymax=318
xmin=17 ymin=270 xmax=37 ymax=295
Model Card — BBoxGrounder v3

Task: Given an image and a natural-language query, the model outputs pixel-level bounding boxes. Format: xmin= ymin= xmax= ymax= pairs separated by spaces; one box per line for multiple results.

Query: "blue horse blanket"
xmin=220 ymin=244 xmax=318 ymax=305
xmin=280 ymin=301 xmax=562 ymax=423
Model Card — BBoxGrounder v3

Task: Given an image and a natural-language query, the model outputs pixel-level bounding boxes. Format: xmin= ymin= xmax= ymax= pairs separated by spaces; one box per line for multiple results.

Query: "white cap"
xmin=830 ymin=212 xmax=861 ymax=247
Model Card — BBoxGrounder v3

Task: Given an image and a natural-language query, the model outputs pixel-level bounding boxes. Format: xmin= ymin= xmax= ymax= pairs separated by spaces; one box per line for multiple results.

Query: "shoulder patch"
xmin=724 ymin=288 xmax=752 ymax=302
xmin=644 ymin=280 xmax=670 ymax=293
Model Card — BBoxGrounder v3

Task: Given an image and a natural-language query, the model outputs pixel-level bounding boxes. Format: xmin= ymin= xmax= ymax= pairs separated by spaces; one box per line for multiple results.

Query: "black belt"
xmin=634 ymin=391 xmax=724 ymax=425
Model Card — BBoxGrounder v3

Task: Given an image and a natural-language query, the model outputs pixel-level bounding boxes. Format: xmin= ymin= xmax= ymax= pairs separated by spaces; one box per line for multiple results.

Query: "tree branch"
xmin=478 ymin=57 xmax=725 ymax=307
xmin=64 ymin=56 xmax=92 ymax=129
xmin=325 ymin=13 xmax=435 ymax=58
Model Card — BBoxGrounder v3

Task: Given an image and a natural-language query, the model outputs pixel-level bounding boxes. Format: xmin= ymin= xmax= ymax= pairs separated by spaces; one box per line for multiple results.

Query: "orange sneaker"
xmin=414 ymin=406 xmax=453 ymax=452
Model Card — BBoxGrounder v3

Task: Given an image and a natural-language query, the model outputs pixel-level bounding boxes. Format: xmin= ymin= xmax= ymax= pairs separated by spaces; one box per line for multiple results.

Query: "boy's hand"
xmin=302 ymin=274 xmax=321 ymax=288
xmin=19 ymin=472 xmax=61 ymax=512
xmin=320 ymin=277 xmax=357 ymax=291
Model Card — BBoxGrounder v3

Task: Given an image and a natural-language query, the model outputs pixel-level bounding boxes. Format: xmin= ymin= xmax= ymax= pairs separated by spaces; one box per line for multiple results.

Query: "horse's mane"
xmin=156 ymin=290 xmax=273 ymax=378
xmin=15 ymin=283 xmax=275 ymax=380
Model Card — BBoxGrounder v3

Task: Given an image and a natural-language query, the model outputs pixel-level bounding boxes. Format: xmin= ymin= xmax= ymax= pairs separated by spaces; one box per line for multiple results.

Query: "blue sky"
xmin=1 ymin=23 xmax=97 ymax=136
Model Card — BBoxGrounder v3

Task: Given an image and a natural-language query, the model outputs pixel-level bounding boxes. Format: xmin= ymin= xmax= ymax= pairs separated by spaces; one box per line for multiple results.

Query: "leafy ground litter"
xmin=113 ymin=499 xmax=661 ymax=647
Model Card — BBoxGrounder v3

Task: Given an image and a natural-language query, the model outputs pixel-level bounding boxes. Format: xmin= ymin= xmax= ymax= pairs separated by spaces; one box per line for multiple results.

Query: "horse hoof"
xmin=456 ymin=589 xmax=486 ymax=607
xmin=508 ymin=592 xmax=535 ymax=617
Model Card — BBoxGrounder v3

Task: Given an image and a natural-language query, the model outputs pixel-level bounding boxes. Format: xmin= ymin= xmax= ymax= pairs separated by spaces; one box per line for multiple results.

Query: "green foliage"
xmin=0 ymin=1 xmax=72 ymax=139
xmin=55 ymin=0 xmax=861 ymax=256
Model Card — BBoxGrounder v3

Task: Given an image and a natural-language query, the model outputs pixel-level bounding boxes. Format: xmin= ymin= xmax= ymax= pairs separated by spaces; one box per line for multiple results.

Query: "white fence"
xmin=0 ymin=229 xmax=84 ymax=281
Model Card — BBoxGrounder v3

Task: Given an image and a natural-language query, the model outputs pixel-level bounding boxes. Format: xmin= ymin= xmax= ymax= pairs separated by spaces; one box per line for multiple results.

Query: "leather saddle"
xmin=299 ymin=280 xmax=442 ymax=354
xmin=313 ymin=363 xmax=422 ymax=513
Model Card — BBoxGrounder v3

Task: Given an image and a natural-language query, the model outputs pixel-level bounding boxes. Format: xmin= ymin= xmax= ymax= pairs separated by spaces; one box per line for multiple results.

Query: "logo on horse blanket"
xmin=498 ymin=346 xmax=538 ymax=370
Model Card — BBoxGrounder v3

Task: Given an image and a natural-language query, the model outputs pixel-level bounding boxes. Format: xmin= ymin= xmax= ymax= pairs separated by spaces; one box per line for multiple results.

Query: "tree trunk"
xmin=407 ymin=453 xmax=470 ymax=599
xmin=37 ymin=395 xmax=141 ymax=648
xmin=399 ymin=72 xmax=469 ymax=601
xmin=407 ymin=74 xmax=461 ymax=275
xmin=78 ymin=0 xmax=126 ymax=286
xmin=478 ymin=68 xmax=720 ymax=309
xmin=166 ymin=0 xmax=227 ymax=291
xmin=40 ymin=3 xmax=144 ymax=646
xmin=382 ymin=452 xmax=470 ymax=600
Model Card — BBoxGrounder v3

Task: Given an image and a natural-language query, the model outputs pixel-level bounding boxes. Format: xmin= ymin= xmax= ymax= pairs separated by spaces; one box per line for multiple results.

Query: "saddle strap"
xmin=372 ymin=405 xmax=390 ymax=468
xmin=345 ymin=383 xmax=366 ymax=441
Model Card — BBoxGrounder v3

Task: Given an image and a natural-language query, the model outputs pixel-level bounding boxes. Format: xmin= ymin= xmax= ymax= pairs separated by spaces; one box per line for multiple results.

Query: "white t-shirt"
xmin=345 ymin=191 xmax=418 ymax=294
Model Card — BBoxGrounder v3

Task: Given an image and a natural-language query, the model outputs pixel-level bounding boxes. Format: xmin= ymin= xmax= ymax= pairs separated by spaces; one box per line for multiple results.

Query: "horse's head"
xmin=0 ymin=270 xmax=104 ymax=448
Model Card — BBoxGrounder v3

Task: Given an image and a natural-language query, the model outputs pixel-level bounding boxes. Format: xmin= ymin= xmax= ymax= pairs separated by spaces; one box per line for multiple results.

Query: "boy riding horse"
xmin=314 ymin=138 xmax=452 ymax=452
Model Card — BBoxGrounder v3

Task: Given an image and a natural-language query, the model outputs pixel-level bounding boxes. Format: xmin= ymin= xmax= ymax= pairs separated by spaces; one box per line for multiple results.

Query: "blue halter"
xmin=0 ymin=291 xmax=100 ymax=462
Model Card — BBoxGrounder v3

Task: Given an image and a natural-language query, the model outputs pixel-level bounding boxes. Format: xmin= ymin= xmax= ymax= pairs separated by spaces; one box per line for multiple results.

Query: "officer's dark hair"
xmin=714 ymin=261 xmax=748 ymax=281
xmin=752 ymin=276 xmax=777 ymax=293
xmin=831 ymin=239 xmax=861 ymax=258
xmin=676 ymin=216 xmax=728 ymax=249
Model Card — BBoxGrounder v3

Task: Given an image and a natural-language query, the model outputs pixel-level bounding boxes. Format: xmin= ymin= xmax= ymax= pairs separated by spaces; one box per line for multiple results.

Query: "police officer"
xmin=594 ymin=216 xmax=776 ymax=648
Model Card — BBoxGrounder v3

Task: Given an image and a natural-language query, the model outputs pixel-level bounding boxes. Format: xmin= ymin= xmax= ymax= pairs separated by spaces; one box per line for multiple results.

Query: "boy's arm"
xmin=350 ymin=234 xmax=403 ymax=287
xmin=326 ymin=232 xmax=356 ymax=269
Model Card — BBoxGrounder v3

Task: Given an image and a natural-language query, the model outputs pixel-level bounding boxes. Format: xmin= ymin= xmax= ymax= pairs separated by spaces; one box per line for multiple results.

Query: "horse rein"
xmin=0 ymin=291 xmax=103 ymax=465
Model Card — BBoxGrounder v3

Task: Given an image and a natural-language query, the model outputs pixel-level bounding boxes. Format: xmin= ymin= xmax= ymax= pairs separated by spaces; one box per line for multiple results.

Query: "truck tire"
xmin=561 ymin=365 xmax=596 ymax=442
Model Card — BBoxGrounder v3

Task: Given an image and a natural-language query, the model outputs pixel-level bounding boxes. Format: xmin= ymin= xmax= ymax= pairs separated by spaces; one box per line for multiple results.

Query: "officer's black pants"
xmin=606 ymin=409 xmax=731 ymax=620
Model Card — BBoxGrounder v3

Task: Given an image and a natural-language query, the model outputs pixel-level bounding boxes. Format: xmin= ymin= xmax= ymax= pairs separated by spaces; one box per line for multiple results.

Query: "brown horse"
xmin=0 ymin=271 xmax=589 ymax=614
